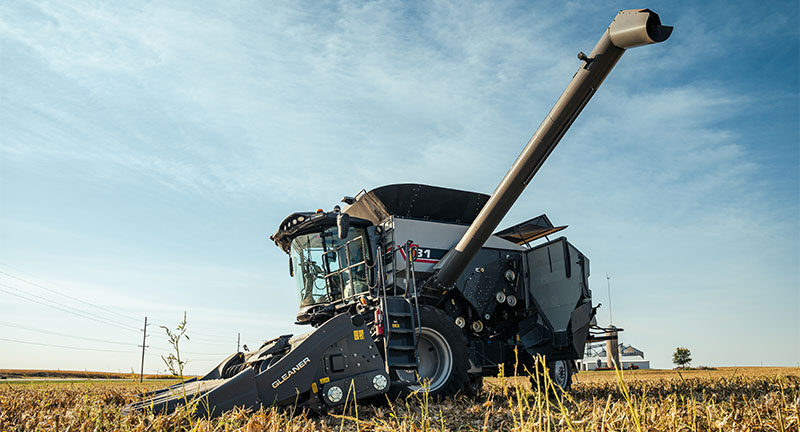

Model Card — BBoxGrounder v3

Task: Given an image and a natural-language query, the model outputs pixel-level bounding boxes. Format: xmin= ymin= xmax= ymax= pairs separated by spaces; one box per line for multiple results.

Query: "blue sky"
xmin=1 ymin=1 xmax=797 ymax=374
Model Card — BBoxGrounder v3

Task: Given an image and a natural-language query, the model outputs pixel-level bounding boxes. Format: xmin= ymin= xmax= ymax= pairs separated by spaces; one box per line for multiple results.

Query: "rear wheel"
xmin=529 ymin=358 xmax=573 ymax=392
xmin=548 ymin=359 xmax=572 ymax=390
xmin=403 ymin=305 xmax=468 ymax=398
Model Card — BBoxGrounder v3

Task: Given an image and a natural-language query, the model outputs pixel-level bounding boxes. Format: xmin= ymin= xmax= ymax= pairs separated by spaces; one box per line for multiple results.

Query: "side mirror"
xmin=337 ymin=213 xmax=350 ymax=239
xmin=288 ymin=256 xmax=294 ymax=277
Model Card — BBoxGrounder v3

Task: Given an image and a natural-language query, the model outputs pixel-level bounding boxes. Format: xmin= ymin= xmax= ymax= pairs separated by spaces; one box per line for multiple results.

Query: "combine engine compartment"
xmin=124 ymin=9 xmax=672 ymax=417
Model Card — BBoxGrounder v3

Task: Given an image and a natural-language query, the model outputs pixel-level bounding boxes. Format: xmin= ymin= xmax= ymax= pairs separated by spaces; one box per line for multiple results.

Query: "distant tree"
xmin=672 ymin=347 xmax=692 ymax=368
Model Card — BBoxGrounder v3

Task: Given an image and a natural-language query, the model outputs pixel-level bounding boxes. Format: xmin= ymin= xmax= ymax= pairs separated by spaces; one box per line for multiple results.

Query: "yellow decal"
xmin=320 ymin=377 xmax=330 ymax=384
xmin=392 ymin=323 xmax=400 ymax=328
xmin=311 ymin=382 xmax=318 ymax=393
xmin=353 ymin=329 xmax=365 ymax=341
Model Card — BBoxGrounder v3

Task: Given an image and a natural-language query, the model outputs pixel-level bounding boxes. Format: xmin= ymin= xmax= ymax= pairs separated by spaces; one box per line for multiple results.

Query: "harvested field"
xmin=1 ymin=367 xmax=797 ymax=431
xmin=0 ymin=369 xmax=177 ymax=380
xmin=572 ymin=367 xmax=800 ymax=383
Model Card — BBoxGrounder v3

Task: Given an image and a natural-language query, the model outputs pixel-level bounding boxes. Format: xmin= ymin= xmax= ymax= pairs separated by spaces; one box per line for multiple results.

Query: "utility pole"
xmin=237 ymin=332 xmax=240 ymax=352
xmin=606 ymin=273 xmax=613 ymax=325
xmin=138 ymin=316 xmax=149 ymax=383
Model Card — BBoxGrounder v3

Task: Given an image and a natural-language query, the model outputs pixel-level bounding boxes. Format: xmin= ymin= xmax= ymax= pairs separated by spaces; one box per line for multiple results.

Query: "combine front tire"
xmin=409 ymin=305 xmax=469 ymax=398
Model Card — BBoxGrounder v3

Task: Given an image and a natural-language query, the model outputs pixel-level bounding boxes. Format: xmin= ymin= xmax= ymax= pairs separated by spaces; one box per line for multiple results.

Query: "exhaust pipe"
xmin=435 ymin=9 xmax=672 ymax=286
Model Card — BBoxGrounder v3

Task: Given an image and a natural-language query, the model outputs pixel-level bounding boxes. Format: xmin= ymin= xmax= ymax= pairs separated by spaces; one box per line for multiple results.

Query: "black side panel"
xmin=452 ymin=249 xmax=524 ymax=319
xmin=570 ymin=302 xmax=593 ymax=358
xmin=202 ymin=368 xmax=261 ymax=416
xmin=253 ymin=313 xmax=385 ymax=407
xmin=525 ymin=237 xmax=586 ymax=336
xmin=523 ymin=237 xmax=592 ymax=360
xmin=518 ymin=316 xmax=551 ymax=349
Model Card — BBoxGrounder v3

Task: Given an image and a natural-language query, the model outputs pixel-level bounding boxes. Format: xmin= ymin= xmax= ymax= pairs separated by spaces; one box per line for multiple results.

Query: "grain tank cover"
xmin=494 ymin=214 xmax=567 ymax=245
xmin=345 ymin=184 xmax=489 ymax=225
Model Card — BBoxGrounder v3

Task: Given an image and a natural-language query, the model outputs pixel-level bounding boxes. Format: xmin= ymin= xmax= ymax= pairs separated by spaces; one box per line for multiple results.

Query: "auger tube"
xmin=435 ymin=9 xmax=672 ymax=286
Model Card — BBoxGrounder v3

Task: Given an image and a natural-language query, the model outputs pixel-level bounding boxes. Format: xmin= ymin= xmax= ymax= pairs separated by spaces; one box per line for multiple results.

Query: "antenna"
xmin=606 ymin=273 xmax=613 ymax=326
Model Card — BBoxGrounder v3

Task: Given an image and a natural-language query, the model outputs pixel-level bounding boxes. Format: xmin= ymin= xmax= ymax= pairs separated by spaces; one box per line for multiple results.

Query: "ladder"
xmin=378 ymin=240 xmax=422 ymax=376
xmin=382 ymin=296 xmax=418 ymax=370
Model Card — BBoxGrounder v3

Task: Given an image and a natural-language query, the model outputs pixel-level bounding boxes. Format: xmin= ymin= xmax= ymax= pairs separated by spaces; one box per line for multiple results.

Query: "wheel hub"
xmin=552 ymin=360 xmax=568 ymax=388
xmin=406 ymin=327 xmax=453 ymax=392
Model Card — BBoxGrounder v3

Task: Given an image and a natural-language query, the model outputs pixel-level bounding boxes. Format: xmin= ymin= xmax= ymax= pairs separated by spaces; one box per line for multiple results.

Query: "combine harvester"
xmin=127 ymin=9 xmax=672 ymax=417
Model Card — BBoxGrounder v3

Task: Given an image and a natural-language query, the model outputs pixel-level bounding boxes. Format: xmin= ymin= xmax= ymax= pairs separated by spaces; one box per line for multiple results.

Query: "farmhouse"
xmin=578 ymin=343 xmax=651 ymax=371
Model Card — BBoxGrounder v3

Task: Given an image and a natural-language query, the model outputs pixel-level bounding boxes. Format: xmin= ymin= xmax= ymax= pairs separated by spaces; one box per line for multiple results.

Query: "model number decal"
xmin=271 ymin=357 xmax=311 ymax=389
xmin=397 ymin=245 xmax=447 ymax=262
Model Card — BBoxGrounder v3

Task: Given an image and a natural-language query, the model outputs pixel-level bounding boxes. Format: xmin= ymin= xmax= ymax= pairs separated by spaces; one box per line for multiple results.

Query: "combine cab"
xmin=126 ymin=9 xmax=672 ymax=417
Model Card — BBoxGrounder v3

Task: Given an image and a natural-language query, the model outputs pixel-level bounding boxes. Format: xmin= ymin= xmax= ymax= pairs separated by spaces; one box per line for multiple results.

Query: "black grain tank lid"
xmin=344 ymin=183 xmax=489 ymax=225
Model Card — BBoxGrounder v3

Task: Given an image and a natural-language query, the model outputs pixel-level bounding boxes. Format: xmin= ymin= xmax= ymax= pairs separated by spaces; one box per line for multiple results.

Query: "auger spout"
xmin=434 ymin=9 xmax=672 ymax=286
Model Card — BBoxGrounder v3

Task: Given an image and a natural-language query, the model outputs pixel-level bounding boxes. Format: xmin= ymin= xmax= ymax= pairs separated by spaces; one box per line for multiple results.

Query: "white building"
xmin=578 ymin=343 xmax=650 ymax=371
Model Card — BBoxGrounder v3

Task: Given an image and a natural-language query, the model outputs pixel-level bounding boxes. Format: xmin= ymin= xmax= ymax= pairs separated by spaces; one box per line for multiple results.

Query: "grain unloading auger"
xmin=126 ymin=9 xmax=671 ymax=417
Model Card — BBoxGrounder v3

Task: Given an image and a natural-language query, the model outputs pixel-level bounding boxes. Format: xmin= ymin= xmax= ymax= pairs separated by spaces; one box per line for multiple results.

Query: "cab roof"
xmin=270 ymin=210 xmax=371 ymax=253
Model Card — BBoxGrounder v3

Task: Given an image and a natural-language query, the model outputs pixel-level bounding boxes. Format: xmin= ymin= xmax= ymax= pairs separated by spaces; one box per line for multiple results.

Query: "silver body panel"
xmin=387 ymin=217 xmax=524 ymax=275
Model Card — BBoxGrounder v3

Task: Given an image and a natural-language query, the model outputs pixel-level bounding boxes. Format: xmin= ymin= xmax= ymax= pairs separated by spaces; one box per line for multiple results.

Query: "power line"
xmin=0 ymin=268 xmax=232 ymax=342
xmin=0 ymin=284 xmax=139 ymax=333
xmin=0 ymin=321 xmax=135 ymax=346
xmin=0 ymin=268 xmax=248 ymax=347
xmin=183 ymin=350 xmax=230 ymax=356
xmin=0 ymin=281 xmax=138 ymax=330
xmin=146 ymin=350 xmax=229 ymax=357
xmin=0 ymin=273 xmax=139 ymax=329
xmin=0 ymin=287 xmax=235 ymax=345
xmin=147 ymin=318 xmax=241 ymax=344
xmin=182 ymin=332 xmax=236 ymax=341
xmin=147 ymin=325 xmax=231 ymax=343
xmin=0 ymin=265 xmax=268 ymax=346
xmin=180 ymin=336 xmax=238 ymax=346
xmin=1 ymin=321 xmax=231 ymax=357
xmin=145 ymin=341 xmax=231 ymax=356
xmin=0 ymin=287 xmax=245 ymax=359
xmin=0 ymin=337 xmax=136 ymax=354
xmin=0 ymin=268 xmax=141 ymax=323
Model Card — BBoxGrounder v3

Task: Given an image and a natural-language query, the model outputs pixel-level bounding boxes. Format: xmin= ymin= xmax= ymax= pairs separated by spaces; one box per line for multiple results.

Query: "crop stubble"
xmin=0 ymin=367 xmax=797 ymax=431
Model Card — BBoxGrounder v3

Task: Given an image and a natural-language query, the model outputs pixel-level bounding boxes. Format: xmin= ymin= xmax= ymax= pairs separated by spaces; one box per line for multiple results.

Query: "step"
xmin=388 ymin=363 xmax=418 ymax=369
xmin=388 ymin=312 xmax=412 ymax=317
xmin=386 ymin=345 xmax=416 ymax=351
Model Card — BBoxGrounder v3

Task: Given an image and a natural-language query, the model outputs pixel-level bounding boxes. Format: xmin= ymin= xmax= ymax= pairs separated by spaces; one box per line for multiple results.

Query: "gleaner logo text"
xmin=271 ymin=357 xmax=311 ymax=388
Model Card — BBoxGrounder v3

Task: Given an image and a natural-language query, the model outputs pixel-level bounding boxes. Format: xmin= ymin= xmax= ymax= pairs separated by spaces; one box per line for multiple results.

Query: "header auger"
xmin=126 ymin=9 xmax=672 ymax=417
